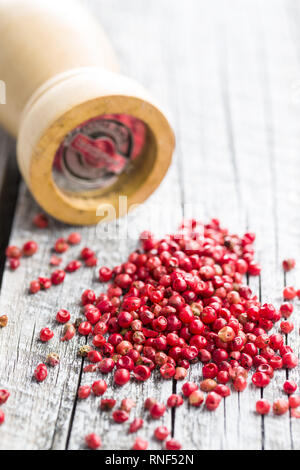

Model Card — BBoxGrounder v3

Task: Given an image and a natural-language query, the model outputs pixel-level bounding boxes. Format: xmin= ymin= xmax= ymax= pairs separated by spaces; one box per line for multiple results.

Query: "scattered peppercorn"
xmin=0 ymin=315 xmax=8 ymax=328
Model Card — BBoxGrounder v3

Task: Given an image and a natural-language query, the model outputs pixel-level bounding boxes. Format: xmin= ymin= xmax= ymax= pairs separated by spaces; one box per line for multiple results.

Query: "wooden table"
xmin=0 ymin=0 xmax=300 ymax=450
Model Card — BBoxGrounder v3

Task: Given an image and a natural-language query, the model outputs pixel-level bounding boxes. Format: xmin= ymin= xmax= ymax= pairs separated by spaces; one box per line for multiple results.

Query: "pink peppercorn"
xmin=160 ymin=363 xmax=175 ymax=379
xmin=68 ymin=232 xmax=81 ymax=245
xmin=38 ymin=277 xmax=52 ymax=290
xmin=6 ymin=246 xmax=21 ymax=259
xmin=252 ymin=372 xmax=270 ymax=388
xmin=256 ymin=399 xmax=271 ymax=415
xmin=132 ymin=437 xmax=148 ymax=450
xmin=56 ymin=309 xmax=71 ymax=324
xmin=113 ymin=410 xmax=129 ymax=423
xmin=283 ymin=380 xmax=297 ymax=395
xmin=54 ymin=238 xmax=69 ymax=253
xmin=149 ymin=402 xmax=166 ymax=419
xmin=165 ymin=439 xmax=182 ymax=450
xmin=85 ymin=256 xmax=98 ymax=267
xmin=280 ymin=321 xmax=294 ymax=334
xmin=99 ymin=267 xmax=113 ymax=282
xmin=214 ymin=384 xmax=231 ymax=397
xmin=85 ymin=433 xmax=101 ymax=450
xmin=289 ymin=395 xmax=300 ymax=408
xmin=282 ymin=258 xmax=295 ymax=272
xmin=9 ymin=258 xmax=20 ymax=270
xmin=205 ymin=392 xmax=222 ymax=411
xmin=182 ymin=381 xmax=198 ymax=397
xmin=81 ymin=247 xmax=95 ymax=260
xmin=114 ymin=368 xmax=130 ymax=386
xmin=233 ymin=376 xmax=247 ymax=392
xmin=154 ymin=426 xmax=170 ymax=440
xmin=280 ymin=302 xmax=293 ymax=318
xmin=78 ymin=322 xmax=92 ymax=336
xmin=189 ymin=390 xmax=204 ymax=406
xmin=50 ymin=255 xmax=62 ymax=266
xmin=282 ymin=352 xmax=298 ymax=369
xmin=46 ymin=353 xmax=60 ymax=367
xmin=0 ymin=390 xmax=10 ymax=405
xmin=273 ymin=399 xmax=289 ymax=415
xmin=92 ymin=380 xmax=107 ymax=396
xmin=200 ymin=379 xmax=217 ymax=392
xmin=34 ymin=364 xmax=47 ymax=382
xmin=100 ymin=398 xmax=116 ymax=411
xmin=23 ymin=240 xmax=38 ymax=256
xmin=33 ymin=213 xmax=49 ymax=229
xmin=99 ymin=358 xmax=115 ymax=374
xmin=29 ymin=280 xmax=40 ymax=294
xmin=283 ymin=286 xmax=297 ymax=300
xmin=78 ymin=385 xmax=91 ymax=399
xmin=65 ymin=260 xmax=82 ymax=273
xmin=61 ymin=323 xmax=76 ymax=342
xmin=129 ymin=418 xmax=144 ymax=433
xmin=144 ymin=397 xmax=157 ymax=410
xmin=39 ymin=327 xmax=54 ymax=342
xmin=167 ymin=394 xmax=184 ymax=408
xmin=133 ymin=365 xmax=151 ymax=381
xmin=87 ymin=350 xmax=102 ymax=363
xmin=51 ymin=269 xmax=66 ymax=285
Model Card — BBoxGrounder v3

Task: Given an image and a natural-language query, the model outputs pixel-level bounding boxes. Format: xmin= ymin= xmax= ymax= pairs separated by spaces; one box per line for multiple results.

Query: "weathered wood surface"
xmin=1 ymin=0 xmax=300 ymax=450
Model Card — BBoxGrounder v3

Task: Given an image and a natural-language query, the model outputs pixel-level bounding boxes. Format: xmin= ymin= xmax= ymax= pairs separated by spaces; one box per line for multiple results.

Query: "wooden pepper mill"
xmin=0 ymin=0 xmax=175 ymax=225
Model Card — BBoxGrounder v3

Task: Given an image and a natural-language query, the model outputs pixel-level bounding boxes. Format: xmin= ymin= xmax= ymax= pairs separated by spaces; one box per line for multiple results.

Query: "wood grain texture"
xmin=1 ymin=0 xmax=300 ymax=450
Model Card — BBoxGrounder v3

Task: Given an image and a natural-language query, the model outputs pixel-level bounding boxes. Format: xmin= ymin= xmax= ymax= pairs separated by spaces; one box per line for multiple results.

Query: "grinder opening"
xmin=52 ymin=113 xmax=147 ymax=194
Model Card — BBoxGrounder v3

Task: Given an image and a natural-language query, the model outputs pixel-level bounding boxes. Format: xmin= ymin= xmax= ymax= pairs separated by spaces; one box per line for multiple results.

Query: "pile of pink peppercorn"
xmin=1 ymin=215 xmax=300 ymax=449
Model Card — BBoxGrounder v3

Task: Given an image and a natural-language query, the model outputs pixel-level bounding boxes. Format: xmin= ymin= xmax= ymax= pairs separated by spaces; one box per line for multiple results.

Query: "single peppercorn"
xmin=182 ymin=381 xmax=198 ymax=397
xmin=33 ymin=213 xmax=49 ymax=229
xmin=85 ymin=433 xmax=101 ymax=450
xmin=0 ymin=389 xmax=10 ymax=405
xmin=23 ymin=240 xmax=38 ymax=256
xmin=273 ymin=399 xmax=289 ymax=415
xmin=282 ymin=258 xmax=295 ymax=272
xmin=189 ymin=390 xmax=204 ymax=407
xmin=54 ymin=238 xmax=69 ymax=253
xmin=129 ymin=417 xmax=144 ymax=433
xmin=68 ymin=232 xmax=81 ymax=245
xmin=114 ymin=368 xmax=130 ymax=386
xmin=40 ymin=327 xmax=54 ymax=342
xmin=92 ymin=380 xmax=107 ymax=396
xmin=6 ymin=245 xmax=21 ymax=259
xmin=61 ymin=323 xmax=76 ymax=342
xmin=113 ymin=409 xmax=129 ymax=423
xmin=132 ymin=437 xmax=148 ymax=450
xmin=165 ymin=439 xmax=182 ymax=450
xmin=100 ymin=398 xmax=116 ymax=411
xmin=29 ymin=280 xmax=40 ymax=294
xmin=34 ymin=364 xmax=47 ymax=382
xmin=46 ymin=353 xmax=60 ymax=367
xmin=78 ymin=385 xmax=91 ymax=399
xmin=256 ymin=399 xmax=271 ymax=415
xmin=9 ymin=258 xmax=20 ymax=270
xmin=0 ymin=315 xmax=8 ymax=328
xmin=283 ymin=380 xmax=297 ymax=395
xmin=149 ymin=402 xmax=166 ymax=419
xmin=154 ymin=425 xmax=170 ymax=440
xmin=51 ymin=269 xmax=66 ymax=285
